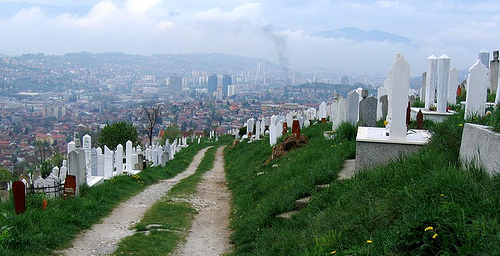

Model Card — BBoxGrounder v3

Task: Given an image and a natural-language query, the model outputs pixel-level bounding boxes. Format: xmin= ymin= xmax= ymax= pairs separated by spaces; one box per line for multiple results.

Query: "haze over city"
xmin=1 ymin=0 xmax=499 ymax=75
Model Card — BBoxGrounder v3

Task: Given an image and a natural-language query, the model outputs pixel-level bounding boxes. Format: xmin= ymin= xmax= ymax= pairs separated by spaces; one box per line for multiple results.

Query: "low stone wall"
xmin=459 ymin=123 xmax=500 ymax=176
xmin=356 ymin=141 xmax=423 ymax=170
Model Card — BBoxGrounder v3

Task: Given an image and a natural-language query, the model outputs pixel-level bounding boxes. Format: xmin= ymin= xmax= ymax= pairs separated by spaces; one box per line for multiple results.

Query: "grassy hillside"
xmin=225 ymin=113 xmax=500 ymax=255
xmin=0 ymin=138 xmax=229 ymax=256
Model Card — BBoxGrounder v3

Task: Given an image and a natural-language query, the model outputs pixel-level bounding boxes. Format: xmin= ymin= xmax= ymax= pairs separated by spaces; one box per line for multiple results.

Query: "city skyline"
xmin=0 ymin=0 xmax=499 ymax=75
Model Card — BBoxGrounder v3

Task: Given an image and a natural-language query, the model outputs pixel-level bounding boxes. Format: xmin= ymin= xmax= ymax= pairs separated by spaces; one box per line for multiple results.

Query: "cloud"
xmin=2 ymin=0 xmax=500 ymax=76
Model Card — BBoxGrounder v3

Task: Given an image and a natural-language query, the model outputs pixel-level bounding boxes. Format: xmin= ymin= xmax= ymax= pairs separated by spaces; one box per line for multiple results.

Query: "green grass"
xmin=115 ymin=145 xmax=221 ymax=255
xmin=0 ymin=138 xmax=226 ymax=256
xmin=225 ymin=115 xmax=500 ymax=255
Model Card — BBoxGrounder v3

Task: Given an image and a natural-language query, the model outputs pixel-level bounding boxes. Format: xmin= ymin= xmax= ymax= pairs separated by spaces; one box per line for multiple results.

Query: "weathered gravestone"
xmin=416 ymin=110 xmax=424 ymax=129
xmin=160 ymin=152 xmax=169 ymax=167
xmin=33 ymin=169 xmax=41 ymax=181
xmin=358 ymin=91 xmax=377 ymax=127
xmin=292 ymin=120 xmax=301 ymax=139
xmin=13 ymin=181 xmax=26 ymax=214
xmin=63 ymin=175 xmax=76 ymax=199
xmin=282 ymin=121 xmax=288 ymax=136
xmin=380 ymin=95 xmax=388 ymax=121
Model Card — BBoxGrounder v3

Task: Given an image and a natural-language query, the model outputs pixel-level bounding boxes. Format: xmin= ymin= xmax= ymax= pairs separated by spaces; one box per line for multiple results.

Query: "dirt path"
xmin=173 ymin=146 xmax=233 ymax=256
xmin=59 ymin=147 xmax=210 ymax=256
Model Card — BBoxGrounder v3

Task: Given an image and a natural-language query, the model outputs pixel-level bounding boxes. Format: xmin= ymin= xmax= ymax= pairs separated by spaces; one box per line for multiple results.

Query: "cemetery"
xmin=1 ymin=50 xmax=500 ymax=255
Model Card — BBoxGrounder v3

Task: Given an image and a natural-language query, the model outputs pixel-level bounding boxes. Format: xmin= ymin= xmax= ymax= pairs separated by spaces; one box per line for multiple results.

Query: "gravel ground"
xmin=172 ymin=146 xmax=233 ymax=256
xmin=58 ymin=147 xmax=210 ymax=256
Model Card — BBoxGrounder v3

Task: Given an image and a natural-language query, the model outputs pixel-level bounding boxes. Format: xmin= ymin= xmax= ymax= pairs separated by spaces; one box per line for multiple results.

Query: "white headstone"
xmin=91 ymin=148 xmax=98 ymax=176
xmin=319 ymin=102 xmax=327 ymax=120
xmin=115 ymin=144 xmax=123 ymax=175
xmin=67 ymin=141 xmax=76 ymax=154
xmin=425 ymin=55 xmax=438 ymax=110
xmin=51 ymin=166 xmax=60 ymax=178
xmin=255 ymin=120 xmax=261 ymax=139
xmin=389 ymin=54 xmax=410 ymax=140
xmin=465 ymin=60 xmax=489 ymax=119
xmin=60 ymin=160 xmax=68 ymax=182
xmin=247 ymin=118 xmax=254 ymax=135
xmin=126 ymin=140 xmax=133 ymax=171
xmin=152 ymin=148 xmax=158 ymax=166
xmin=332 ymin=96 xmax=347 ymax=129
xmin=448 ymin=67 xmax=459 ymax=104
xmin=82 ymin=134 xmax=92 ymax=177
xmin=437 ymin=54 xmax=451 ymax=113
xmin=103 ymin=145 xmax=113 ymax=179
xmin=97 ymin=147 xmax=104 ymax=176
xmin=304 ymin=119 xmax=310 ymax=128
xmin=68 ymin=149 xmax=86 ymax=195
xmin=286 ymin=113 xmax=293 ymax=129
xmin=269 ymin=122 xmax=277 ymax=146
xmin=276 ymin=122 xmax=283 ymax=140
xmin=347 ymin=90 xmax=359 ymax=124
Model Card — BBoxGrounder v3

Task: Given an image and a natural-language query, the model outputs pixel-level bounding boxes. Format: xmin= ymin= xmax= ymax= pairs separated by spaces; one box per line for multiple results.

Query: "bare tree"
xmin=142 ymin=104 xmax=162 ymax=146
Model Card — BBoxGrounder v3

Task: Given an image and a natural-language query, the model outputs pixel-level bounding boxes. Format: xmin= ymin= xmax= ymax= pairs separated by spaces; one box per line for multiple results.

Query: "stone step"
xmin=276 ymin=210 xmax=300 ymax=219
xmin=295 ymin=196 xmax=311 ymax=210
xmin=316 ymin=184 xmax=330 ymax=191
xmin=338 ymin=159 xmax=357 ymax=180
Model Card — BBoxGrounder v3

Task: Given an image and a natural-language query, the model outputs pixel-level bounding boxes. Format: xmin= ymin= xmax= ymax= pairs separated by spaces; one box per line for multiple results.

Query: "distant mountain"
xmin=313 ymin=27 xmax=412 ymax=44
xmin=11 ymin=52 xmax=273 ymax=76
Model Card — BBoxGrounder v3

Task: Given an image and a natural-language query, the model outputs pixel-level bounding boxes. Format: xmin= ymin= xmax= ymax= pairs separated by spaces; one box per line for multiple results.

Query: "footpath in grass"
xmin=225 ymin=115 xmax=500 ymax=255
xmin=114 ymin=146 xmax=220 ymax=255
xmin=0 ymin=141 xmax=209 ymax=256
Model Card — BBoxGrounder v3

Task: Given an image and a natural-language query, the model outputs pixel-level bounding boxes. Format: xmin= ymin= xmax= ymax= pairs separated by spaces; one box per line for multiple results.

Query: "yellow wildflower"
xmin=367 ymin=240 xmax=373 ymax=244
xmin=440 ymin=194 xmax=444 ymax=197
xmin=383 ymin=120 xmax=388 ymax=126
xmin=425 ymin=226 xmax=434 ymax=232
xmin=433 ymin=233 xmax=438 ymax=239
xmin=458 ymin=123 xmax=463 ymax=127
xmin=331 ymin=251 xmax=337 ymax=254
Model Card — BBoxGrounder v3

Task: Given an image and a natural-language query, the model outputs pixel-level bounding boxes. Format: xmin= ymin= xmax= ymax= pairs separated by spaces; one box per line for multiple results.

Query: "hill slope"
xmin=224 ymin=115 xmax=500 ymax=255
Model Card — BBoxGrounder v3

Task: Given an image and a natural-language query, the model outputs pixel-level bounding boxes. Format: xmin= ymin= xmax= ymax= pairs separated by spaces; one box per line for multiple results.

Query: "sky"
xmin=1 ymin=0 xmax=500 ymax=76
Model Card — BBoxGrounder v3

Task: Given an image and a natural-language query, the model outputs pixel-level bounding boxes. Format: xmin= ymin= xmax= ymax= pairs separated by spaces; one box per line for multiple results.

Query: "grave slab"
xmin=459 ymin=123 xmax=500 ymax=176
xmin=356 ymin=127 xmax=431 ymax=170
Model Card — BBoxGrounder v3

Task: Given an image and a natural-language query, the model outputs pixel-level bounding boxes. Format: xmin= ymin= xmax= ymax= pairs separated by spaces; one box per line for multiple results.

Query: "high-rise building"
xmin=341 ymin=75 xmax=350 ymax=85
xmin=222 ymin=75 xmax=232 ymax=98
xmin=169 ymin=75 xmax=182 ymax=94
xmin=208 ymin=75 xmax=218 ymax=96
